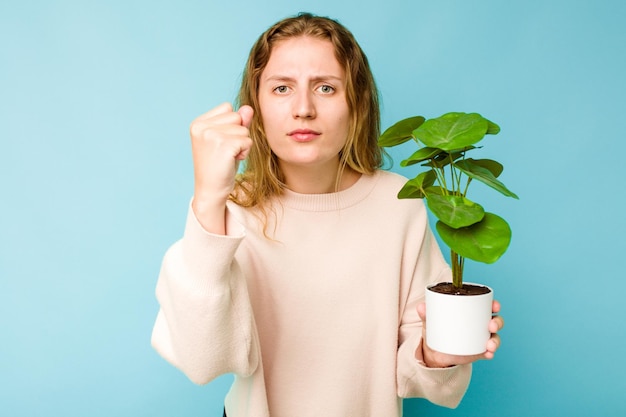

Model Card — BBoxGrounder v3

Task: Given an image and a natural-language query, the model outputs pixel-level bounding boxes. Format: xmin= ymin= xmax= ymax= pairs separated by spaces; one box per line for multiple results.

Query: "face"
xmin=258 ymin=36 xmax=350 ymax=177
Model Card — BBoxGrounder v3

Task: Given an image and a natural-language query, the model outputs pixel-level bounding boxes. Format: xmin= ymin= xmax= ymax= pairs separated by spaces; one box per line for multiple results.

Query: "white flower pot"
xmin=425 ymin=282 xmax=493 ymax=355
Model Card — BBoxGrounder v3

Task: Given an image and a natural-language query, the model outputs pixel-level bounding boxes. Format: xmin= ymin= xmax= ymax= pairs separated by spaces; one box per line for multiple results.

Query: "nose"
xmin=292 ymin=90 xmax=316 ymax=119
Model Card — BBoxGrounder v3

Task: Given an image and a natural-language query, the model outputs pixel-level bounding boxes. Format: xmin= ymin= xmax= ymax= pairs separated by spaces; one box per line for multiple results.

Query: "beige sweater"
xmin=151 ymin=170 xmax=471 ymax=417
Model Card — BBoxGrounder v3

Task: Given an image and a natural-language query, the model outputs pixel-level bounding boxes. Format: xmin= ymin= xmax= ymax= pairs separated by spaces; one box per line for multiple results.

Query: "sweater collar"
xmin=278 ymin=171 xmax=380 ymax=212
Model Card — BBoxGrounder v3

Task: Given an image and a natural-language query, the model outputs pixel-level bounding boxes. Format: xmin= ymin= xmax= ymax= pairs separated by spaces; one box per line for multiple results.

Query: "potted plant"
xmin=379 ymin=112 xmax=518 ymax=355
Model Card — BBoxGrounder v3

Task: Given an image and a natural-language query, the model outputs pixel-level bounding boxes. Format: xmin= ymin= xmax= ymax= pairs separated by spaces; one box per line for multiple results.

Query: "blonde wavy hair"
xmin=231 ymin=12 xmax=383 ymax=210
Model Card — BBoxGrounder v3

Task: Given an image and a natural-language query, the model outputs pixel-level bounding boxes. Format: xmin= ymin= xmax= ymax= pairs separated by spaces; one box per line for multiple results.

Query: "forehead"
xmin=262 ymin=36 xmax=344 ymax=78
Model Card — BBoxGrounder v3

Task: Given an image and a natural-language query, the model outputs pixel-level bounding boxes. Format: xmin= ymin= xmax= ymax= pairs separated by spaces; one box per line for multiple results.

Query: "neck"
xmin=281 ymin=163 xmax=361 ymax=194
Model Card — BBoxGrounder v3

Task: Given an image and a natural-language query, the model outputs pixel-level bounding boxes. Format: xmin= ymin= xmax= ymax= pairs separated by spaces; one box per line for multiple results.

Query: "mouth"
xmin=287 ymin=128 xmax=321 ymax=142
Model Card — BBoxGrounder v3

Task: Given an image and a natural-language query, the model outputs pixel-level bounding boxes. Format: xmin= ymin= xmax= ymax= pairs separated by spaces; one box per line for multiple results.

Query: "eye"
xmin=318 ymin=84 xmax=335 ymax=94
xmin=273 ymin=85 xmax=290 ymax=94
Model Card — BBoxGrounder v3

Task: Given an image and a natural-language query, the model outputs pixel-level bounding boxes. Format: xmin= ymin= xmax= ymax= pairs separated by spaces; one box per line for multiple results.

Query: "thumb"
xmin=417 ymin=302 xmax=427 ymax=322
xmin=238 ymin=105 xmax=254 ymax=128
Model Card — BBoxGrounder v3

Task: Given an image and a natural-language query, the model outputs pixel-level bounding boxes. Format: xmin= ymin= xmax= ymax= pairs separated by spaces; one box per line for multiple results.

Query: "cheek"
xmin=338 ymin=104 xmax=351 ymax=129
xmin=261 ymin=116 xmax=282 ymax=150
xmin=259 ymin=100 xmax=286 ymax=130
xmin=260 ymin=111 xmax=279 ymax=134
xmin=258 ymin=95 xmax=276 ymax=127
xmin=337 ymin=114 xmax=352 ymax=138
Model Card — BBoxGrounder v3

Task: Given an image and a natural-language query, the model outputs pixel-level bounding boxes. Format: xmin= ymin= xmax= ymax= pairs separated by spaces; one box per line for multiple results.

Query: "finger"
xmin=483 ymin=350 xmax=495 ymax=360
xmin=489 ymin=315 xmax=504 ymax=333
xmin=190 ymin=119 xmax=249 ymax=143
xmin=238 ymin=105 xmax=254 ymax=128
xmin=492 ymin=299 xmax=501 ymax=314
xmin=235 ymin=137 xmax=253 ymax=160
xmin=193 ymin=110 xmax=245 ymax=130
xmin=486 ymin=334 xmax=501 ymax=354
xmin=194 ymin=102 xmax=233 ymax=121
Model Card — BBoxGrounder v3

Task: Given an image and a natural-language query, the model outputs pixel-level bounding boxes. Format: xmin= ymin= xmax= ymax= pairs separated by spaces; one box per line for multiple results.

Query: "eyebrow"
xmin=263 ymin=75 xmax=344 ymax=83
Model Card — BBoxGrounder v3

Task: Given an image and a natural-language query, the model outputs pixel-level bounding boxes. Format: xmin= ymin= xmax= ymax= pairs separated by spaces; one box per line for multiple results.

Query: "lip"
xmin=287 ymin=128 xmax=321 ymax=142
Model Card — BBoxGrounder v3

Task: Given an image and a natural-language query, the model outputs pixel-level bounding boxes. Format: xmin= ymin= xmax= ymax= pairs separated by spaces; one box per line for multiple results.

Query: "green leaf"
xmin=455 ymin=159 xmax=519 ymax=199
xmin=466 ymin=158 xmax=504 ymax=178
xmin=427 ymin=194 xmax=485 ymax=229
xmin=413 ymin=112 xmax=489 ymax=151
xmin=425 ymin=147 xmax=475 ymax=169
xmin=424 ymin=186 xmax=446 ymax=196
xmin=379 ymin=116 xmax=426 ymax=147
xmin=446 ymin=146 xmax=477 ymax=161
xmin=400 ymin=147 xmax=442 ymax=167
xmin=422 ymin=158 xmax=453 ymax=170
xmin=397 ymin=171 xmax=436 ymax=199
xmin=486 ymin=119 xmax=500 ymax=135
xmin=436 ymin=213 xmax=512 ymax=264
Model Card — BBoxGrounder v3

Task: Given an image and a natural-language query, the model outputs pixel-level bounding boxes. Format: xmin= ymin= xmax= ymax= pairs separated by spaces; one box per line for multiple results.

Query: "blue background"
xmin=2 ymin=0 xmax=625 ymax=416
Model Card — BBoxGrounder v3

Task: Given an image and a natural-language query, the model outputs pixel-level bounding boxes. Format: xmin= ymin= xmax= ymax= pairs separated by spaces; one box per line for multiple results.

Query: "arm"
xmin=151 ymin=206 xmax=260 ymax=384
xmin=188 ymin=102 xmax=254 ymax=234
xmin=396 ymin=218 xmax=505 ymax=407
xmin=151 ymin=103 xmax=258 ymax=384
xmin=396 ymin=221 xmax=472 ymax=408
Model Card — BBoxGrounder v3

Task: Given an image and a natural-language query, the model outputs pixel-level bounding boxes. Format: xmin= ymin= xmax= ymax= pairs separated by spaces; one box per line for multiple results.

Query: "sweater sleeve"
xmin=396 ymin=223 xmax=472 ymax=408
xmin=151 ymin=204 xmax=260 ymax=385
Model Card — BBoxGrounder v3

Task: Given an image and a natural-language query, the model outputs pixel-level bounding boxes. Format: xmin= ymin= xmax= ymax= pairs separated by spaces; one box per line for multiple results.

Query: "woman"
xmin=151 ymin=13 xmax=503 ymax=417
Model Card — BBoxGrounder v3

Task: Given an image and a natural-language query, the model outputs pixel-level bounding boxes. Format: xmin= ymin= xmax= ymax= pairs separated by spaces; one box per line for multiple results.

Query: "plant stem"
xmin=435 ymin=166 xmax=447 ymax=194
xmin=451 ymin=251 xmax=464 ymax=289
xmin=450 ymin=155 xmax=461 ymax=196
xmin=462 ymin=178 xmax=472 ymax=198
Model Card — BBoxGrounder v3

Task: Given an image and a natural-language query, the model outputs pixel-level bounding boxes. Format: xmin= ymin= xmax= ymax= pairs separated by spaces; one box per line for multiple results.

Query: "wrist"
xmin=419 ymin=340 xmax=454 ymax=368
xmin=191 ymin=196 xmax=227 ymax=235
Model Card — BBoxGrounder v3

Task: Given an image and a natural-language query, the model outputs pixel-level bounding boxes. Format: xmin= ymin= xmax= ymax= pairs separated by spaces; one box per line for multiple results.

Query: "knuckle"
xmin=189 ymin=120 xmax=205 ymax=137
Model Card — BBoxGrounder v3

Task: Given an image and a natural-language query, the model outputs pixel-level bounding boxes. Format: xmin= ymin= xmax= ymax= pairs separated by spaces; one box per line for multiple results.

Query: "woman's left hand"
xmin=416 ymin=300 xmax=504 ymax=368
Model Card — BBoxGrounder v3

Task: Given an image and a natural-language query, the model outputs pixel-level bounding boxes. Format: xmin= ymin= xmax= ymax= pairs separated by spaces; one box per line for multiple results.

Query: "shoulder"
xmin=375 ymin=169 xmax=410 ymax=190
xmin=368 ymin=170 xmax=427 ymax=218
xmin=370 ymin=170 xmax=414 ymax=201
